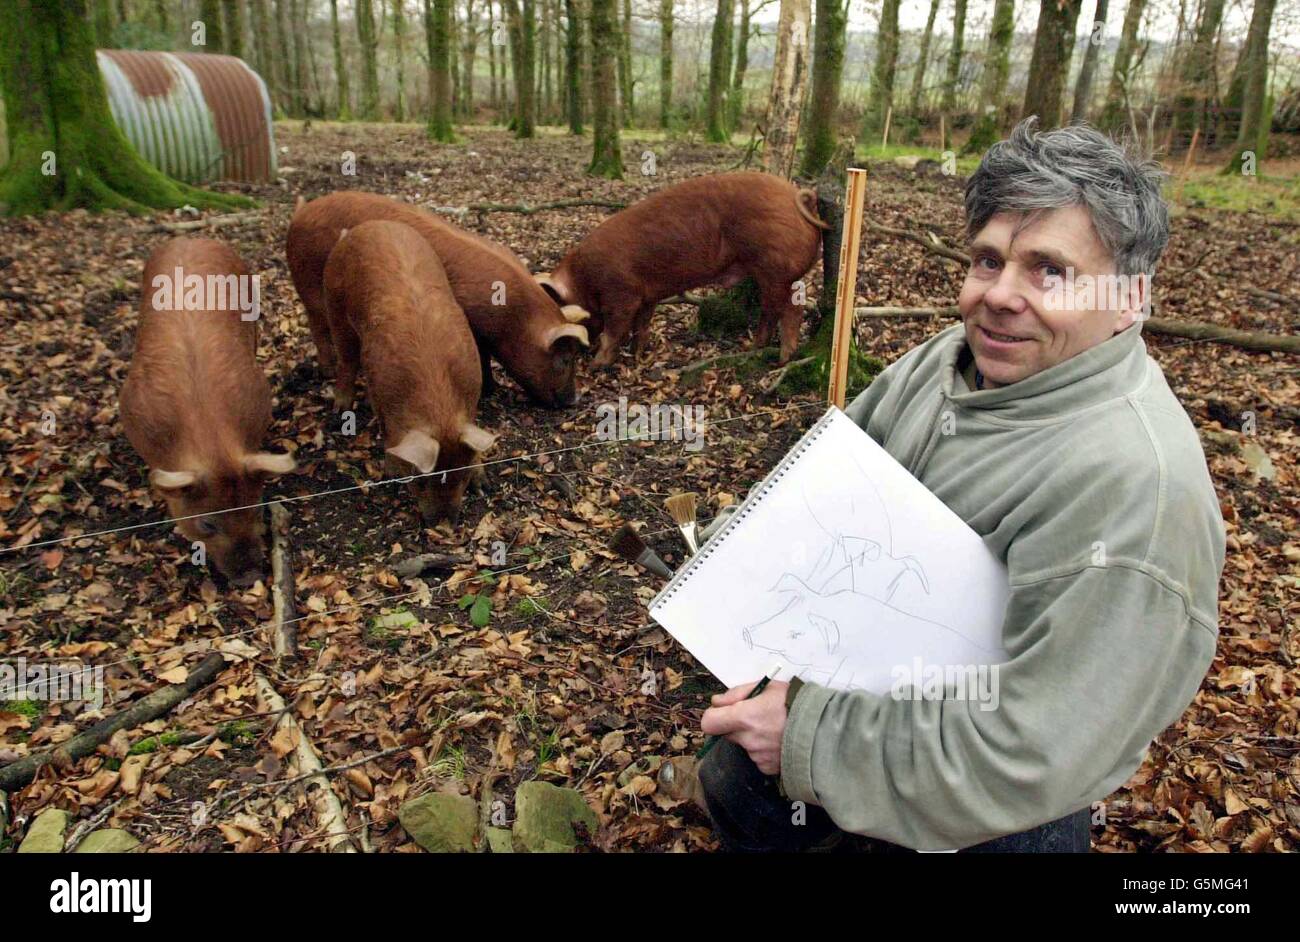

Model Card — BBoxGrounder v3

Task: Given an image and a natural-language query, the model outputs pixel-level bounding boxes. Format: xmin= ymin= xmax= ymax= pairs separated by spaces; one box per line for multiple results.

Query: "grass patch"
xmin=1175 ymin=169 xmax=1300 ymax=224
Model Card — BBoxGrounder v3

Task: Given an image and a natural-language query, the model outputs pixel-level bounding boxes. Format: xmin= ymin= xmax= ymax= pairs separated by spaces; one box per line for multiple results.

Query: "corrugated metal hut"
xmin=96 ymin=50 xmax=276 ymax=184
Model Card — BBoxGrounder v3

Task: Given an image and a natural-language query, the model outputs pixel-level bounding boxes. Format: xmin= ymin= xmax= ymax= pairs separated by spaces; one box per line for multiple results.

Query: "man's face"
xmin=958 ymin=206 xmax=1143 ymax=388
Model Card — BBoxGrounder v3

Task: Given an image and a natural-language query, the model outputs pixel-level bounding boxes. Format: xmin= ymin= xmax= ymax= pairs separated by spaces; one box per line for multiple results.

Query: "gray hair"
xmin=964 ymin=118 xmax=1170 ymax=278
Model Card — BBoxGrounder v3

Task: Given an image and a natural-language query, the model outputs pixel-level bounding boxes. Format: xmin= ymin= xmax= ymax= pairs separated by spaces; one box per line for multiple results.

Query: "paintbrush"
xmin=610 ymin=523 xmax=674 ymax=580
xmin=664 ymin=492 xmax=701 ymax=555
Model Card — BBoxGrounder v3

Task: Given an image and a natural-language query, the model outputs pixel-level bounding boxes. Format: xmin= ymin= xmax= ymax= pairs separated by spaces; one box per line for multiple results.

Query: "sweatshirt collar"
xmin=941 ymin=322 xmax=1149 ymax=422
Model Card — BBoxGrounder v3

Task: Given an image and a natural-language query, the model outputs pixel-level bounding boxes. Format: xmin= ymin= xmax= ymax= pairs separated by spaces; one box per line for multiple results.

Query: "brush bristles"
xmin=610 ymin=523 xmax=648 ymax=562
xmin=665 ymin=492 xmax=698 ymax=527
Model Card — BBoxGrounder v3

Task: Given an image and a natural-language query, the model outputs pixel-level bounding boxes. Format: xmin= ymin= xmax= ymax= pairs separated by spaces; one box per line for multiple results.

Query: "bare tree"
xmin=762 ymin=0 xmax=810 ymax=177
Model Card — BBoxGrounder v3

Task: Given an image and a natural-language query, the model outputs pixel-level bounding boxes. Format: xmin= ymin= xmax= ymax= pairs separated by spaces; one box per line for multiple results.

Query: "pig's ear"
xmin=544 ymin=323 xmax=590 ymax=349
xmin=244 ymin=452 xmax=296 ymax=479
xmin=150 ymin=469 xmax=198 ymax=493
xmin=534 ymin=273 xmax=568 ymax=305
xmin=386 ymin=430 xmax=441 ymax=475
xmin=460 ymin=423 xmax=498 ymax=454
xmin=560 ymin=304 xmax=591 ymax=324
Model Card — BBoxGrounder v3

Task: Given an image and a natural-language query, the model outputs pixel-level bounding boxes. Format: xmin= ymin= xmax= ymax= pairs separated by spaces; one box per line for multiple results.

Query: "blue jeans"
xmin=699 ymin=738 xmax=1091 ymax=853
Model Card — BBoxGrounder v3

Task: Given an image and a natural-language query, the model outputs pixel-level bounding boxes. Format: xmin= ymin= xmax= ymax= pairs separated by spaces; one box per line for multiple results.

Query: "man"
xmin=664 ymin=119 xmax=1226 ymax=852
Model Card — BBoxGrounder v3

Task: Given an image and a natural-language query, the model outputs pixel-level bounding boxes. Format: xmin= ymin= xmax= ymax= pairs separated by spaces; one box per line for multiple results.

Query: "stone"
xmin=397 ymin=792 xmax=478 ymax=853
xmin=485 ymin=827 xmax=514 ymax=854
xmin=513 ymin=781 xmax=599 ymax=853
xmin=75 ymin=829 xmax=141 ymax=853
xmin=17 ymin=807 xmax=70 ymax=853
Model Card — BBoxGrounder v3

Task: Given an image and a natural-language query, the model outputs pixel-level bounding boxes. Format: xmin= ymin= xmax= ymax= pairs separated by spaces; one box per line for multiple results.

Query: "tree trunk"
xmin=305 ymin=0 xmax=324 ymax=114
xmin=223 ymin=0 xmax=246 ymax=57
xmin=617 ymin=0 xmax=633 ymax=126
xmin=705 ymin=0 xmax=734 ymax=142
xmin=1172 ymin=0 xmax=1226 ymax=145
xmin=941 ymin=0 xmax=966 ymax=113
xmin=762 ymin=0 xmax=811 ymax=178
xmin=488 ymin=0 xmax=499 ymax=110
xmin=588 ymin=0 xmax=622 ymax=176
xmin=800 ymin=0 xmax=847 ymax=177
xmin=462 ymin=0 xmax=479 ymax=118
xmin=92 ymin=0 xmax=115 ymax=45
xmin=330 ymin=0 xmax=351 ymax=118
xmin=1070 ymin=0 xmax=1109 ymax=123
xmin=729 ymin=0 xmax=751 ymax=131
xmin=1225 ymin=0 xmax=1277 ymax=172
xmin=962 ymin=0 xmax=1014 ymax=153
xmin=658 ymin=0 xmax=673 ymax=128
xmin=356 ymin=0 xmax=381 ymax=119
xmin=1099 ymin=0 xmax=1147 ymax=130
xmin=450 ymin=0 xmax=461 ymax=115
xmin=505 ymin=0 xmax=536 ymax=136
xmin=0 ymin=0 xmax=250 ymax=215
xmin=426 ymin=0 xmax=455 ymax=138
xmin=249 ymin=0 xmax=271 ymax=81
xmin=908 ymin=0 xmax=940 ymax=114
xmin=290 ymin=0 xmax=309 ymax=113
xmin=154 ymin=0 xmax=170 ymax=35
xmin=391 ymin=0 xmax=408 ymax=121
xmin=1022 ymin=0 xmax=1081 ymax=127
xmin=566 ymin=0 xmax=584 ymax=131
xmin=201 ymin=0 xmax=226 ymax=51
xmin=274 ymin=0 xmax=298 ymax=114
xmin=864 ymin=0 xmax=900 ymax=136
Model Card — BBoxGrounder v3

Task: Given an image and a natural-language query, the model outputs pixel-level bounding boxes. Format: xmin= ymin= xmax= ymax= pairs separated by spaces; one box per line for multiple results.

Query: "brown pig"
xmin=323 ymin=219 xmax=497 ymax=525
xmin=539 ymin=172 xmax=829 ymax=367
xmin=287 ymin=192 xmax=591 ymax=408
xmin=120 ymin=238 xmax=295 ymax=587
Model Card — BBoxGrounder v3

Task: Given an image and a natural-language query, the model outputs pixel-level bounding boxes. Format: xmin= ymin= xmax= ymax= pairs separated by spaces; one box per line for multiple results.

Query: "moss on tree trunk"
xmin=588 ymin=0 xmax=622 ymax=177
xmin=0 ymin=0 xmax=253 ymax=216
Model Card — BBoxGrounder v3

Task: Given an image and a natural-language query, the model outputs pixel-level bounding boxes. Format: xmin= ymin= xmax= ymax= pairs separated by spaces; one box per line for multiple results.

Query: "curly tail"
xmin=795 ymin=187 xmax=831 ymax=231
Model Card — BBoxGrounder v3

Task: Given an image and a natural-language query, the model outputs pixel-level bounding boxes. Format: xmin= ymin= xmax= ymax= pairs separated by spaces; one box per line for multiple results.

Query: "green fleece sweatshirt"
xmin=707 ymin=323 xmax=1225 ymax=850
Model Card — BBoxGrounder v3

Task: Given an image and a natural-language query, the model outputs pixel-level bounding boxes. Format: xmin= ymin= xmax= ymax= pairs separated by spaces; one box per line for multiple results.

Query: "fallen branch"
xmin=254 ymin=672 xmax=357 ymax=853
xmin=656 ymin=293 xmax=707 ymax=307
xmin=1141 ymin=317 xmax=1300 ymax=353
xmin=0 ymin=652 xmax=226 ymax=792
xmin=268 ymin=503 xmax=297 ymax=662
xmin=154 ymin=211 xmax=262 ymax=233
xmin=856 ymin=305 xmax=961 ymax=319
xmin=65 ymin=796 xmax=125 ymax=852
xmin=428 ymin=198 xmax=628 ymax=218
xmin=1243 ymin=286 xmax=1300 ymax=311
xmin=867 ymin=221 xmax=972 ymax=265
xmin=854 ymin=303 xmax=1300 ymax=353
xmin=393 ymin=552 xmax=473 ymax=578
xmin=681 ymin=347 xmax=779 ymax=374
xmin=760 ymin=356 xmax=815 ymax=396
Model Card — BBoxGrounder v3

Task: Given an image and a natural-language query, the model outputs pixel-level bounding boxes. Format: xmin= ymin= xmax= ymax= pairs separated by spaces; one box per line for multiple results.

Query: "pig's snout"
xmin=216 ymin=538 xmax=266 ymax=586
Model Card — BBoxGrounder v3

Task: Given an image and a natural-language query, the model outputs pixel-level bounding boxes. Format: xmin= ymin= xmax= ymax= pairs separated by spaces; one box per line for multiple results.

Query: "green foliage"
xmin=695 ymin=278 xmax=762 ymax=338
xmin=128 ymin=731 xmax=186 ymax=755
xmin=218 ymin=720 xmax=256 ymax=745
xmin=3 ymin=697 xmax=43 ymax=719
xmin=457 ymin=572 xmax=498 ymax=627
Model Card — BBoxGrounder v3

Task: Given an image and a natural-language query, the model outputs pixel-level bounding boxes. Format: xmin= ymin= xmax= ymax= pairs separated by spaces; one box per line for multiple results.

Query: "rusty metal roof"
xmin=98 ymin=50 xmax=277 ymax=184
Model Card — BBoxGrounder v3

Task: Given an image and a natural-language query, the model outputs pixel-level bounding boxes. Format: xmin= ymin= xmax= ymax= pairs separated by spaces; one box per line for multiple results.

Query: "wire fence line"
xmin=2 ymin=399 xmax=825 ymax=556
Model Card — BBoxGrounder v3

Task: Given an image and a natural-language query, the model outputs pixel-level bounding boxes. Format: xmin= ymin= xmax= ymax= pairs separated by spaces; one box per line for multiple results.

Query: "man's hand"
xmin=701 ymin=680 xmax=790 ymax=775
